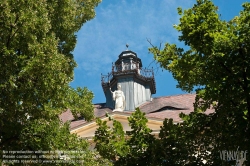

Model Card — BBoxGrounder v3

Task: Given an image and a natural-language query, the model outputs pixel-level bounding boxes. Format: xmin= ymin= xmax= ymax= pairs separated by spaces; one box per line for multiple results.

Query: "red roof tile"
xmin=59 ymin=109 xmax=75 ymax=123
xmin=93 ymin=103 xmax=113 ymax=117
xmin=140 ymin=93 xmax=196 ymax=114
xmin=59 ymin=104 xmax=113 ymax=129
xmin=143 ymin=94 xmax=214 ymax=122
xmin=70 ymin=119 xmax=86 ymax=129
xmin=61 ymin=94 xmax=215 ymax=129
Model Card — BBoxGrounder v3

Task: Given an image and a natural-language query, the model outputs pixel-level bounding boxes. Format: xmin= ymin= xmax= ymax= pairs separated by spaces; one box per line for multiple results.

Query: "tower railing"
xmin=101 ymin=72 xmax=113 ymax=84
xmin=101 ymin=62 xmax=154 ymax=84
xmin=140 ymin=67 xmax=154 ymax=78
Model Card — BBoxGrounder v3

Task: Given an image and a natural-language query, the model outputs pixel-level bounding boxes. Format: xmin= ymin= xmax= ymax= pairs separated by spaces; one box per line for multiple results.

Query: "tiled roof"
xmin=146 ymin=110 xmax=190 ymax=122
xmin=93 ymin=103 xmax=113 ymax=118
xmin=60 ymin=103 xmax=113 ymax=129
xmin=140 ymin=93 xmax=196 ymax=114
xmin=60 ymin=93 xmax=215 ymax=129
xmin=141 ymin=94 xmax=214 ymax=122
xmin=70 ymin=119 xmax=86 ymax=129
xmin=59 ymin=109 xmax=75 ymax=123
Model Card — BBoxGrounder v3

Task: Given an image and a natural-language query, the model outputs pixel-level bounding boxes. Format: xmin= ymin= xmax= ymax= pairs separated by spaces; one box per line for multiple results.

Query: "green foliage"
xmin=94 ymin=108 xmax=155 ymax=165
xmin=94 ymin=117 xmax=129 ymax=162
xmin=128 ymin=108 xmax=152 ymax=151
xmin=119 ymin=108 xmax=154 ymax=165
xmin=149 ymin=0 xmax=250 ymax=165
xmin=0 ymin=0 xmax=106 ymax=165
xmin=154 ymin=118 xmax=189 ymax=165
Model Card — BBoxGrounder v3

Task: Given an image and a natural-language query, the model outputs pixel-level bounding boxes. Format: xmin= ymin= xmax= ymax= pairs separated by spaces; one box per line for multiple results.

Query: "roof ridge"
xmin=153 ymin=93 xmax=196 ymax=99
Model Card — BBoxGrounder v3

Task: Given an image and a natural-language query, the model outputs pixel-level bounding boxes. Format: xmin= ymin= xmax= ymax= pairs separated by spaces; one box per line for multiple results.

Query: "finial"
xmin=126 ymin=44 xmax=129 ymax=50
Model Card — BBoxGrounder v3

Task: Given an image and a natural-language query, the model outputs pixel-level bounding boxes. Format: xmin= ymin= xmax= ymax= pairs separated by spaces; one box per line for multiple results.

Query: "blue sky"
xmin=70 ymin=0 xmax=247 ymax=104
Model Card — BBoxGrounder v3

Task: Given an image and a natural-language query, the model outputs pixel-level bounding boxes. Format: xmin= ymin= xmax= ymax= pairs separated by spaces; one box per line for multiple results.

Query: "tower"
xmin=101 ymin=50 xmax=156 ymax=111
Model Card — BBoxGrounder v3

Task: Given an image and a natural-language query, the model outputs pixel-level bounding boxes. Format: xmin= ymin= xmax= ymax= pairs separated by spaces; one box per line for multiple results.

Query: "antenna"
xmin=126 ymin=44 xmax=129 ymax=50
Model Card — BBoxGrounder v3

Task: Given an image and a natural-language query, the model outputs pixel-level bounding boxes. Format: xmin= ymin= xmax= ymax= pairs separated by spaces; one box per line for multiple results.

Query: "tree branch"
xmin=6 ymin=14 xmax=19 ymax=49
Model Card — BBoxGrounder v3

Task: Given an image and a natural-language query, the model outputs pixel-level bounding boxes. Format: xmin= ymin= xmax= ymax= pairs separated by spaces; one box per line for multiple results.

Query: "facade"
xmin=60 ymin=49 xmax=214 ymax=140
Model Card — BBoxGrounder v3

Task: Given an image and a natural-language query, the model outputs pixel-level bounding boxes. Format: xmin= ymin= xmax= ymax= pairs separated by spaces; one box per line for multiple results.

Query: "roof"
xmin=141 ymin=94 xmax=214 ymax=122
xmin=115 ymin=50 xmax=142 ymax=67
xmin=59 ymin=103 xmax=113 ymax=130
xmin=59 ymin=109 xmax=75 ymax=122
xmin=118 ymin=50 xmax=137 ymax=58
xmin=60 ymin=93 xmax=214 ymax=130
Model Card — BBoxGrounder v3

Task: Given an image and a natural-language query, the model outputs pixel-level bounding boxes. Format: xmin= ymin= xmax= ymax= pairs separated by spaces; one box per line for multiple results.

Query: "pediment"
xmin=70 ymin=112 xmax=163 ymax=139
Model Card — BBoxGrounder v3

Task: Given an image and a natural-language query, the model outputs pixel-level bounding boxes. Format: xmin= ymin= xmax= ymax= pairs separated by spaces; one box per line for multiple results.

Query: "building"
xmin=60 ymin=49 xmax=214 ymax=140
xmin=101 ymin=50 xmax=156 ymax=111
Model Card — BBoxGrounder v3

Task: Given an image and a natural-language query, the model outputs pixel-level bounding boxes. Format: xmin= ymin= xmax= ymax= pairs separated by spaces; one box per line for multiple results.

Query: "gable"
xmin=70 ymin=112 xmax=164 ymax=139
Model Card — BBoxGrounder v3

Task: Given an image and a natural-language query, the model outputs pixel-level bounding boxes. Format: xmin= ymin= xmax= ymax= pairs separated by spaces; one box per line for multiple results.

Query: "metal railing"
xmin=101 ymin=72 xmax=113 ymax=84
xmin=101 ymin=62 xmax=154 ymax=84
xmin=140 ymin=67 xmax=154 ymax=78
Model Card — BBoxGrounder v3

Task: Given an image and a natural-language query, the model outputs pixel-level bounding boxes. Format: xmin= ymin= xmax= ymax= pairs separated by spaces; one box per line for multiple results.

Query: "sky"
xmin=70 ymin=0 xmax=247 ymax=104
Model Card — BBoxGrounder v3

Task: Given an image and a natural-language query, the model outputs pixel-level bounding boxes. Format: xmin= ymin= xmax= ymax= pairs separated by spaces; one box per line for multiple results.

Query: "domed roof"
xmin=115 ymin=50 xmax=142 ymax=68
xmin=118 ymin=50 xmax=137 ymax=58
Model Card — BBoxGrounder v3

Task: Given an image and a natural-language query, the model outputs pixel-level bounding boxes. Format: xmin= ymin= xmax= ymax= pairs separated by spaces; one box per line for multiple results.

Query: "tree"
xmin=120 ymin=108 xmax=154 ymax=165
xmin=94 ymin=108 xmax=155 ymax=165
xmin=149 ymin=0 xmax=250 ymax=165
xmin=151 ymin=112 xmax=215 ymax=165
xmin=94 ymin=114 xmax=129 ymax=162
xmin=0 ymin=0 xmax=110 ymax=165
